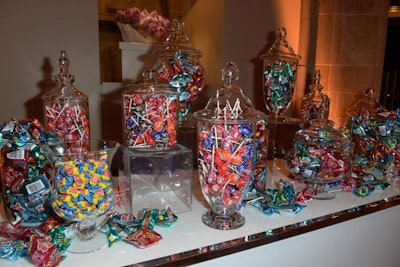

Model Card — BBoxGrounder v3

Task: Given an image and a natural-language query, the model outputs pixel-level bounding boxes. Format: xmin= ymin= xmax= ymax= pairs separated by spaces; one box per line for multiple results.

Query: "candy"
xmin=0 ymin=118 xmax=59 ymax=224
xmin=156 ymin=51 xmax=205 ymax=123
xmin=27 ymin=235 xmax=63 ymax=267
xmin=51 ymin=159 xmax=114 ymax=221
xmin=122 ymin=91 xmax=178 ymax=149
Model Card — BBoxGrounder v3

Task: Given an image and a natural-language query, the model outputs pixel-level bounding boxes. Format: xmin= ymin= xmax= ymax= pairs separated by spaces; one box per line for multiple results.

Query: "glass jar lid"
xmin=123 ymin=69 xmax=176 ymax=95
xmin=260 ymin=27 xmax=301 ymax=62
xmin=346 ymin=87 xmax=385 ymax=118
xmin=155 ymin=16 xmax=202 ymax=58
xmin=194 ymin=62 xmax=262 ymax=124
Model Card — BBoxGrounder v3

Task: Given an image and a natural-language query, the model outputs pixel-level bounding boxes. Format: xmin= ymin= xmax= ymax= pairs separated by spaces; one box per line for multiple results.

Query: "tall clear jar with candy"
xmin=260 ymin=27 xmax=301 ymax=121
xmin=194 ymin=62 xmax=267 ymax=230
xmin=345 ymin=88 xmax=384 ymax=169
xmin=153 ymin=16 xmax=205 ymax=126
xmin=41 ymin=50 xmax=90 ymax=145
xmin=301 ymin=69 xmax=330 ymax=121
xmin=121 ymin=70 xmax=179 ymax=150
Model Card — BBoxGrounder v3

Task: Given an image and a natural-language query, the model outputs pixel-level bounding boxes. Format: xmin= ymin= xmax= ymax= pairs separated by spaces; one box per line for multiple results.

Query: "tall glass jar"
xmin=121 ymin=70 xmax=179 ymax=150
xmin=260 ymin=27 xmax=301 ymax=121
xmin=41 ymin=51 xmax=90 ymax=145
xmin=345 ymin=88 xmax=384 ymax=169
xmin=153 ymin=17 xmax=205 ymax=126
xmin=301 ymin=70 xmax=330 ymax=121
xmin=194 ymin=62 xmax=267 ymax=230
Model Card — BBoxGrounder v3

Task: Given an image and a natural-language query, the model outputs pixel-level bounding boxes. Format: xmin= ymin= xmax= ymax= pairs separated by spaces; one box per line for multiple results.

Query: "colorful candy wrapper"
xmin=0 ymin=232 xmax=27 ymax=261
xmin=249 ymin=180 xmax=304 ymax=215
xmin=27 ymin=235 xmax=64 ymax=267
xmin=124 ymin=228 xmax=162 ymax=249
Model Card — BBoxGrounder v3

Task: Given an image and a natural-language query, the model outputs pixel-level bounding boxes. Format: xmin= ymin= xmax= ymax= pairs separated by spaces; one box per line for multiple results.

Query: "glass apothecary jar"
xmin=285 ymin=119 xmax=352 ymax=199
xmin=121 ymin=70 xmax=179 ymax=150
xmin=41 ymin=51 xmax=90 ymax=144
xmin=153 ymin=17 xmax=205 ymax=126
xmin=194 ymin=62 xmax=267 ymax=230
xmin=301 ymin=70 xmax=330 ymax=121
xmin=260 ymin=27 xmax=301 ymax=121
xmin=345 ymin=88 xmax=384 ymax=168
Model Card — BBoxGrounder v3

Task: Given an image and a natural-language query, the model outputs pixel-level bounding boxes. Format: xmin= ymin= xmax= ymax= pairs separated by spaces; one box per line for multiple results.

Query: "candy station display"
xmin=2 ymin=19 xmax=400 ymax=267
xmin=194 ymin=62 xmax=266 ymax=229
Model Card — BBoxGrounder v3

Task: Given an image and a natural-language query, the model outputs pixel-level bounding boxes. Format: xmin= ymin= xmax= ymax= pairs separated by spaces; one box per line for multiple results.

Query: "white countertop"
xmin=2 ymin=159 xmax=400 ymax=267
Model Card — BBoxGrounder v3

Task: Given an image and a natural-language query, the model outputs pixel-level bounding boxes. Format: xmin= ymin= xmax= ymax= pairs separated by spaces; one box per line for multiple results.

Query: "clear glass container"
xmin=285 ymin=119 xmax=352 ymax=199
xmin=0 ymin=118 xmax=59 ymax=226
xmin=121 ymin=70 xmax=179 ymax=150
xmin=153 ymin=17 xmax=205 ymax=125
xmin=345 ymin=88 xmax=384 ymax=168
xmin=301 ymin=70 xmax=330 ymax=121
xmin=260 ymin=27 xmax=301 ymax=120
xmin=193 ymin=62 xmax=267 ymax=230
xmin=44 ymin=139 xmax=119 ymax=253
xmin=41 ymin=50 xmax=90 ymax=144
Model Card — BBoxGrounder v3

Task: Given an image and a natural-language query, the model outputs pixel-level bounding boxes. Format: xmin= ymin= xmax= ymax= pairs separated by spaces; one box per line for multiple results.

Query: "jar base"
xmin=201 ymin=210 xmax=245 ymax=230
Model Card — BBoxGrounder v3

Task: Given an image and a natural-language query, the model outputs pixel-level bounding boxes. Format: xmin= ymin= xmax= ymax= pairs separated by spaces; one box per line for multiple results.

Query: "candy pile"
xmin=285 ymin=119 xmax=352 ymax=183
xmin=44 ymin=103 xmax=90 ymax=142
xmin=0 ymin=207 xmax=177 ymax=265
xmin=51 ymin=158 xmax=114 ymax=221
xmin=157 ymin=51 xmax=205 ymax=122
xmin=249 ymin=180 xmax=304 ymax=216
xmin=198 ymin=121 xmax=255 ymax=206
xmin=122 ymin=91 xmax=178 ymax=149
xmin=100 ymin=208 xmax=177 ymax=248
xmin=0 ymin=118 xmax=61 ymax=225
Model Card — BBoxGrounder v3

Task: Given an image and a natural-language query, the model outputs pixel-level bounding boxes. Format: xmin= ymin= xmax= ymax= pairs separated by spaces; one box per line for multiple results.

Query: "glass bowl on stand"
xmin=285 ymin=119 xmax=352 ymax=199
xmin=44 ymin=139 xmax=120 ymax=253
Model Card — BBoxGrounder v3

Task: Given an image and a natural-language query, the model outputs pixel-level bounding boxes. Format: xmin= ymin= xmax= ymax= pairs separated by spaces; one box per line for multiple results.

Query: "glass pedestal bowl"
xmin=45 ymin=139 xmax=119 ymax=253
xmin=285 ymin=148 xmax=352 ymax=199
xmin=285 ymin=119 xmax=352 ymax=199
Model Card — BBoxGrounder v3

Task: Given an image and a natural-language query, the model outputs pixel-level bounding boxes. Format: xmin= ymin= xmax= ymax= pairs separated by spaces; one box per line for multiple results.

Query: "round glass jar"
xmin=285 ymin=119 xmax=352 ymax=185
xmin=41 ymin=51 xmax=90 ymax=144
xmin=153 ymin=17 xmax=205 ymax=125
xmin=260 ymin=27 xmax=301 ymax=120
xmin=193 ymin=62 xmax=267 ymax=230
xmin=121 ymin=70 xmax=179 ymax=150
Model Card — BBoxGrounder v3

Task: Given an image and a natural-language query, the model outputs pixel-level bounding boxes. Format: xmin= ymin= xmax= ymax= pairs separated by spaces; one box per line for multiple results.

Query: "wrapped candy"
xmin=0 ymin=118 xmax=61 ymax=225
xmin=260 ymin=27 xmax=301 ymax=119
xmin=153 ymin=17 xmax=205 ymax=125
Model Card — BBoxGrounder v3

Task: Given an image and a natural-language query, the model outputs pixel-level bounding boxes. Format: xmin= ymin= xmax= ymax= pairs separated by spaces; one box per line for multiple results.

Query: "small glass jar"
xmin=121 ymin=70 xmax=179 ymax=150
xmin=41 ymin=51 xmax=90 ymax=144
xmin=153 ymin=17 xmax=205 ymax=125
xmin=301 ymin=70 xmax=330 ymax=121
xmin=286 ymin=119 xmax=352 ymax=185
xmin=260 ymin=27 xmax=301 ymax=120
xmin=194 ymin=62 xmax=267 ymax=229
